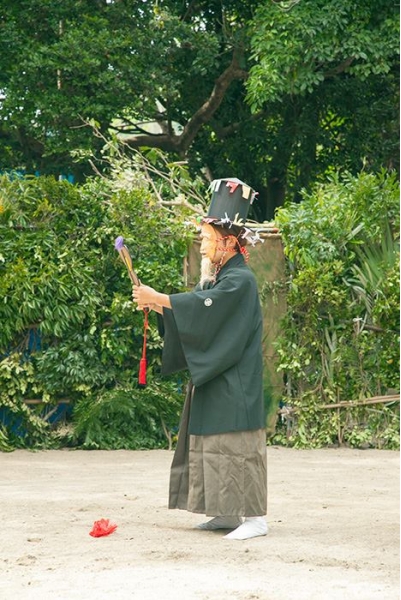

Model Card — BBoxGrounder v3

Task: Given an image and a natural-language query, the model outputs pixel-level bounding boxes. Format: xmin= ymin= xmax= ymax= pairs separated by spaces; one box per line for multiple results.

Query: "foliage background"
xmin=0 ymin=173 xmax=192 ymax=451
xmin=0 ymin=169 xmax=398 ymax=451
xmin=0 ymin=0 xmax=399 ymax=451
xmin=272 ymin=170 xmax=399 ymax=449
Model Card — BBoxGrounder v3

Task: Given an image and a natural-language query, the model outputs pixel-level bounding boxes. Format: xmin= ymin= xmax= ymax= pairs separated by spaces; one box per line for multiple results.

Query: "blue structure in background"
xmin=58 ymin=174 xmax=75 ymax=183
xmin=0 ymin=326 xmax=72 ymax=437
xmin=1 ymin=169 xmax=75 ymax=183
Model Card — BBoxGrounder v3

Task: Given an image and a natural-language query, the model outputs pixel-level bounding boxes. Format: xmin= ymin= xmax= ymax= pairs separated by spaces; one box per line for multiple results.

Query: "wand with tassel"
xmin=114 ymin=236 xmax=148 ymax=387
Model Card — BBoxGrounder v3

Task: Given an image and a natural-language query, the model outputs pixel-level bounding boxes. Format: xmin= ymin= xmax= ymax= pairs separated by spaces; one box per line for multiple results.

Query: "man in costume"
xmin=132 ymin=178 xmax=267 ymax=540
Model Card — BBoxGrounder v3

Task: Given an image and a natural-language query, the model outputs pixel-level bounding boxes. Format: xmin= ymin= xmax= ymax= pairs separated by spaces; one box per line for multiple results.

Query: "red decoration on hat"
xmin=226 ymin=181 xmax=239 ymax=194
xmin=89 ymin=519 xmax=118 ymax=537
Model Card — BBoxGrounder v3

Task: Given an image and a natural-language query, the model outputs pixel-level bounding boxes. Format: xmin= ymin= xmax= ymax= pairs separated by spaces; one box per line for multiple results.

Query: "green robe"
xmin=161 ymin=253 xmax=265 ymax=436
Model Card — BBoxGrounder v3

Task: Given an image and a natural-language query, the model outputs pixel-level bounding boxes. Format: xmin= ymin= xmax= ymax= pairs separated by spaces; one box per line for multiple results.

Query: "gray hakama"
xmin=169 ymin=385 xmax=267 ymax=517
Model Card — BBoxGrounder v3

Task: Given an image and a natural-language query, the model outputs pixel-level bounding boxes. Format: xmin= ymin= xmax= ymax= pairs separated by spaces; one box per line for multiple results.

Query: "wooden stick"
xmin=279 ymin=394 xmax=400 ymax=414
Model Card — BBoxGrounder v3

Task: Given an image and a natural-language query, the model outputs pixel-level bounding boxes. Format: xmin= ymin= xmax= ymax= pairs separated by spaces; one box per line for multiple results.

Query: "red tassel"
xmin=138 ymin=308 xmax=148 ymax=388
xmin=138 ymin=357 xmax=147 ymax=387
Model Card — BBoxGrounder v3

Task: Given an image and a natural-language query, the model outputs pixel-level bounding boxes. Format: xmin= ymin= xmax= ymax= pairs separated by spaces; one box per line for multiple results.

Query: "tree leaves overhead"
xmin=0 ymin=0 xmax=221 ymax=159
xmin=0 ymin=0 xmax=398 ymax=219
xmin=247 ymin=0 xmax=399 ymax=107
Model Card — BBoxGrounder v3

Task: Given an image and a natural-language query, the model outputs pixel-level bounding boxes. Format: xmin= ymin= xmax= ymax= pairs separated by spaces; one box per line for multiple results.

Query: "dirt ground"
xmin=0 ymin=447 xmax=399 ymax=600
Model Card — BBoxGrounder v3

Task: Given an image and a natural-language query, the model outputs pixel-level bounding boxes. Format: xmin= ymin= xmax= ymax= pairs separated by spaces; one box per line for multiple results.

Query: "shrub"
xmin=273 ymin=170 xmax=399 ymax=448
xmin=0 ymin=174 xmax=191 ymax=449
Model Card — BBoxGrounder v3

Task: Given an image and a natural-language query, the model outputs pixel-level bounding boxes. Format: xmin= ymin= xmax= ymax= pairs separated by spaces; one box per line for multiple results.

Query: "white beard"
xmin=199 ymin=256 xmax=215 ymax=289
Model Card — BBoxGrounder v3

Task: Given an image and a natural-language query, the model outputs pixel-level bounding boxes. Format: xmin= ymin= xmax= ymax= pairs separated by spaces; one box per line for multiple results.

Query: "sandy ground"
xmin=0 ymin=447 xmax=399 ymax=600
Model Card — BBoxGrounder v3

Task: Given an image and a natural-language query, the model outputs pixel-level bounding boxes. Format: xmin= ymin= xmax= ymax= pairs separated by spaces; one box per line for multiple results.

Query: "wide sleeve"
xmin=168 ymin=270 xmax=259 ymax=387
xmin=160 ymin=308 xmax=188 ymax=376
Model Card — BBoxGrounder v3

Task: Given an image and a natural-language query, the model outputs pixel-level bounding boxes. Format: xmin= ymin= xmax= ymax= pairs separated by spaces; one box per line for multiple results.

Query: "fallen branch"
xmin=279 ymin=394 xmax=400 ymax=415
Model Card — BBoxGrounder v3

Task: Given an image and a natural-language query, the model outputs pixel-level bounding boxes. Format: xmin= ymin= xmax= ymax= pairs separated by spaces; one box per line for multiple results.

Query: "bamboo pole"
xmin=278 ymin=394 xmax=400 ymax=414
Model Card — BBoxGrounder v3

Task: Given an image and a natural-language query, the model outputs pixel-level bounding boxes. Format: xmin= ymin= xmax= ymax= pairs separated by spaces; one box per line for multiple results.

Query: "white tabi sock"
xmin=195 ymin=516 xmax=244 ymax=530
xmin=223 ymin=517 xmax=268 ymax=540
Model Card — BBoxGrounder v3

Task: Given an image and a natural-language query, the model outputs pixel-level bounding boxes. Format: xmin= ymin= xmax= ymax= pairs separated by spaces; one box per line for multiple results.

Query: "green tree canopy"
xmin=0 ymin=0 xmax=398 ymax=218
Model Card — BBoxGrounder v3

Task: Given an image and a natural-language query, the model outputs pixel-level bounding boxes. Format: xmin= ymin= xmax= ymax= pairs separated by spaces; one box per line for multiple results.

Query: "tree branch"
xmin=211 ymin=109 xmax=267 ymax=139
xmin=123 ymin=50 xmax=248 ymax=154
xmin=324 ymin=57 xmax=354 ymax=78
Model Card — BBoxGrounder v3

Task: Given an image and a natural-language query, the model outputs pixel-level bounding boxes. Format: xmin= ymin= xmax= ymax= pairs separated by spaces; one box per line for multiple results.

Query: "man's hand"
xmin=132 ymin=284 xmax=172 ymax=311
xmin=132 ymin=284 xmax=157 ymax=309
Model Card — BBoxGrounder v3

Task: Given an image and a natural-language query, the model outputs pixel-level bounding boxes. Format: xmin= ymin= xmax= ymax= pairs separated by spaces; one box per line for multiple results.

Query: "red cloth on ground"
xmin=89 ymin=518 xmax=117 ymax=537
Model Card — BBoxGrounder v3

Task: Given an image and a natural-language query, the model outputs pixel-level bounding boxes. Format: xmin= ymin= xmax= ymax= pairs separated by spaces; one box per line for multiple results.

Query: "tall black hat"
xmin=202 ymin=178 xmax=262 ymax=245
xmin=206 ymin=178 xmax=257 ymax=224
